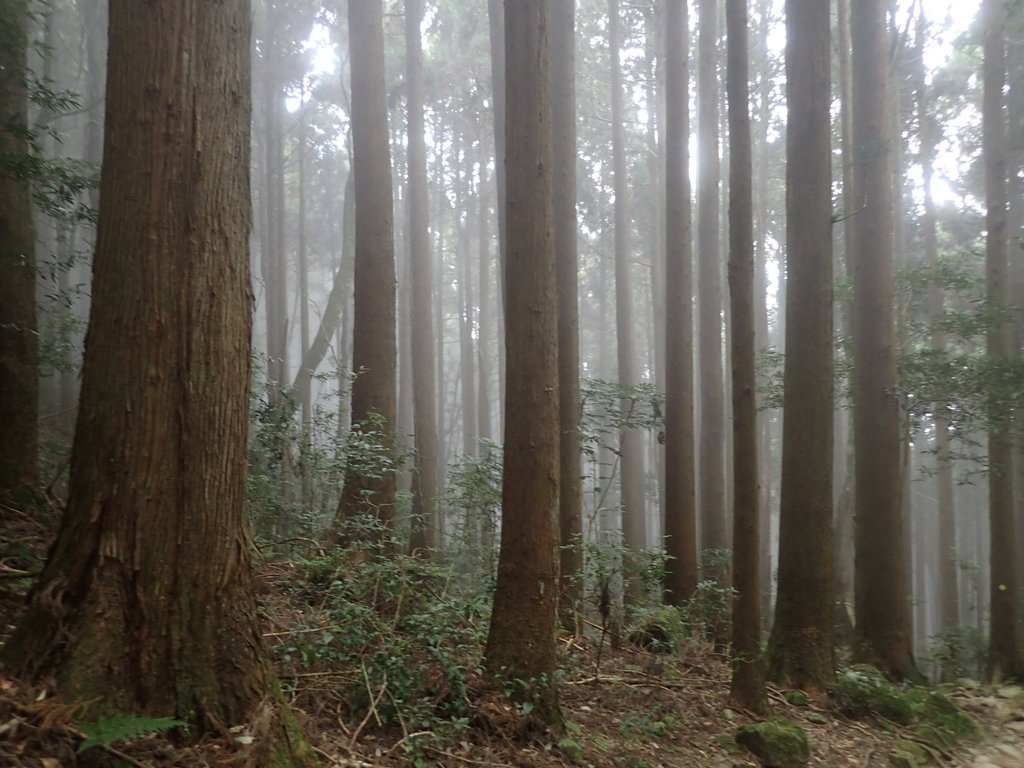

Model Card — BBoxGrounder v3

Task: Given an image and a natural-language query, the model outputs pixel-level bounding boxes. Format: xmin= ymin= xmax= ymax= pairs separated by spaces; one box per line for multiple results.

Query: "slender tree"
xmin=912 ymin=4 xmax=958 ymax=637
xmin=406 ymin=0 xmax=440 ymax=553
xmin=850 ymin=0 xmax=916 ymax=680
xmin=663 ymin=0 xmax=698 ymax=604
xmin=697 ymin=0 xmax=727 ymax=580
xmin=0 ymin=2 xmax=315 ymax=760
xmin=982 ymin=0 xmax=1019 ymax=681
xmin=0 ymin=0 xmax=39 ymax=505
xmin=726 ymin=0 xmax=765 ymax=713
xmin=550 ymin=0 xmax=583 ymax=631
xmin=484 ymin=0 xmax=561 ymax=725
xmin=608 ymin=0 xmax=646 ymax=593
xmin=767 ymin=0 xmax=834 ymax=690
xmin=335 ymin=0 xmax=398 ymax=538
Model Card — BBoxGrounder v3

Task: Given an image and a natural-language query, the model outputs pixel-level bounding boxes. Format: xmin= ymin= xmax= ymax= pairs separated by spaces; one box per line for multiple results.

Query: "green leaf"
xmin=77 ymin=714 xmax=187 ymax=754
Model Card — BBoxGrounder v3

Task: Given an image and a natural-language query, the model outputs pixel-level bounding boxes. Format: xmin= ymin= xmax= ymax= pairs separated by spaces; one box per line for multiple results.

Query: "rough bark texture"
xmin=406 ymin=0 xmax=439 ymax=554
xmin=608 ymin=0 xmax=647 ymax=596
xmin=0 ymin=3 xmax=315 ymax=761
xmin=550 ymin=0 xmax=583 ymax=632
xmin=768 ymin=0 xmax=835 ymax=690
xmin=982 ymin=0 xmax=1019 ymax=682
xmin=663 ymin=0 xmax=699 ymax=604
xmin=726 ymin=0 xmax=766 ymax=714
xmin=0 ymin=0 xmax=40 ymax=504
xmin=484 ymin=0 xmax=561 ymax=725
xmin=697 ymin=0 xmax=727 ymax=580
xmin=850 ymin=0 xmax=917 ymax=681
xmin=336 ymin=0 xmax=398 ymax=537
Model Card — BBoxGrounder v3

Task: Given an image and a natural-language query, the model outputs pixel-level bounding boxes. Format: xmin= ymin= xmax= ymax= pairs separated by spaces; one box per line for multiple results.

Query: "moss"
xmin=735 ymin=717 xmax=811 ymax=767
xmin=907 ymin=689 xmax=978 ymax=748
xmin=784 ymin=690 xmax=809 ymax=706
xmin=888 ymin=739 xmax=930 ymax=766
xmin=829 ymin=665 xmax=914 ymax=724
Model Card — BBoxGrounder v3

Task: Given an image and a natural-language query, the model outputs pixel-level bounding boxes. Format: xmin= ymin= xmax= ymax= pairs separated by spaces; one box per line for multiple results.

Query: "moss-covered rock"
xmin=784 ymin=690 xmax=809 ymax=707
xmin=735 ymin=718 xmax=811 ymax=768
xmin=830 ymin=665 xmax=914 ymax=724
xmin=888 ymin=739 xmax=931 ymax=767
xmin=908 ymin=689 xmax=978 ymax=748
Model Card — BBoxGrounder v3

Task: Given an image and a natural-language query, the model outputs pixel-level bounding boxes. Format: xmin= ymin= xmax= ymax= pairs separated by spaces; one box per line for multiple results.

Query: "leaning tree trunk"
xmin=0 ymin=2 xmax=315 ymax=761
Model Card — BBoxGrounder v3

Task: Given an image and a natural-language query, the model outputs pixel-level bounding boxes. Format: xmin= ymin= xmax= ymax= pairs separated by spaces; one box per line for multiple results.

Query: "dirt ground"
xmin=0 ymin=503 xmax=1016 ymax=767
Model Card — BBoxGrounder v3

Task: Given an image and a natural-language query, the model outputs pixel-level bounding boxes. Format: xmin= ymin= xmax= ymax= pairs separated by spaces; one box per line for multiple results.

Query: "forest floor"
xmin=0 ymin=505 xmax=1021 ymax=767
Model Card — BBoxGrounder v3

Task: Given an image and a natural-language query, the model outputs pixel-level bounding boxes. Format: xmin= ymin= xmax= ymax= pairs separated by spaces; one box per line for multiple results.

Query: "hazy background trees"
xmin=7 ymin=0 xmax=1024 ymax=698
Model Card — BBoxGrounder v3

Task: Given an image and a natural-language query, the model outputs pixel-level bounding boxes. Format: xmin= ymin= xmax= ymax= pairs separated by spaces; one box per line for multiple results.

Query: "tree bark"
xmin=0 ymin=3 xmax=315 ymax=761
xmin=608 ymin=0 xmax=646 ymax=598
xmin=484 ymin=0 xmax=561 ymax=725
xmin=697 ymin=0 xmax=727 ymax=581
xmin=550 ymin=0 xmax=583 ymax=633
xmin=982 ymin=0 xmax=1019 ymax=682
xmin=663 ymin=0 xmax=698 ymax=604
xmin=768 ymin=0 xmax=835 ymax=690
xmin=335 ymin=0 xmax=398 ymax=539
xmin=726 ymin=0 xmax=766 ymax=713
xmin=406 ymin=0 xmax=439 ymax=554
xmin=850 ymin=0 xmax=917 ymax=680
xmin=0 ymin=0 xmax=39 ymax=505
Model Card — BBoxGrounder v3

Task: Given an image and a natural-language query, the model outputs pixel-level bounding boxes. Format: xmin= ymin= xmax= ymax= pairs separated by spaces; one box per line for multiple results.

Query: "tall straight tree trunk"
xmin=982 ymin=0 xmax=1019 ymax=682
xmin=0 ymin=2 xmax=315 ymax=760
xmin=550 ymin=0 xmax=583 ymax=632
xmin=609 ymin=0 xmax=646 ymax=591
xmin=406 ymin=0 xmax=439 ymax=553
xmin=484 ymin=0 xmax=561 ymax=725
xmin=0 ymin=0 xmax=39 ymax=505
xmin=851 ymin=0 xmax=916 ymax=680
xmin=458 ymin=197 xmax=478 ymax=457
xmin=833 ymin=0 xmax=857 ymax=645
xmin=335 ymin=0 xmax=398 ymax=538
xmin=726 ymin=0 xmax=765 ymax=713
xmin=663 ymin=0 xmax=698 ymax=604
xmin=768 ymin=0 xmax=834 ymax=690
xmin=476 ymin=161 xmax=494 ymax=446
xmin=913 ymin=7 xmax=958 ymax=637
xmin=697 ymin=0 xmax=727 ymax=580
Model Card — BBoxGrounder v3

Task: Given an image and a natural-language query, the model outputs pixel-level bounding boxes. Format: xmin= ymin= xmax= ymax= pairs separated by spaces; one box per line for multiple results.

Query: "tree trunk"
xmin=768 ymin=0 xmax=835 ymax=690
xmin=335 ymin=0 xmax=398 ymax=539
xmin=850 ymin=0 xmax=917 ymax=680
xmin=913 ymin=8 xmax=958 ymax=639
xmin=406 ymin=0 xmax=439 ymax=555
xmin=608 ymin=0 xmax=646 ymax=598
xmin=663 ymin=0 xmax=698 ymax=604
xmin=982 ymin=0 xmax=1019 ymax=682
xmin=0 ymin=0 xmax=39 ymax=505
xmin=0 ymin=3 xmax=315 ymax=760
xmin=697 ymin=0 xmax=727 ymax=582
xmin=484 ymin=0 xmax=561 ymax=725
xmin=550 ymin=0 xmax=583 ymax=633
xmin=726 ymin=0 xmax=766 ymax=713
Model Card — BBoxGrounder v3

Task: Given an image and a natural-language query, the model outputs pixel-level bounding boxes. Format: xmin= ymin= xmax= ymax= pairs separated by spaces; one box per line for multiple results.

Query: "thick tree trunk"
xmin=726 ymin=0 xmax=766 ymax=713
xmin=768 ymin=0 xmax=835 ymax=690
xmin=0 ymin=0 xmax=39 ymax=505
xmin=663 ymin=0 xmax=698 ymax=604
xmin=1 ymin=3 xmax=315 ymax=761
xmin=851 ymin=0 xmax=917 ymax=680
xmin=484 ymin=0 xmax=561 ymax=725
xmin=335 ymin=0 xmax=398 ymax=538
